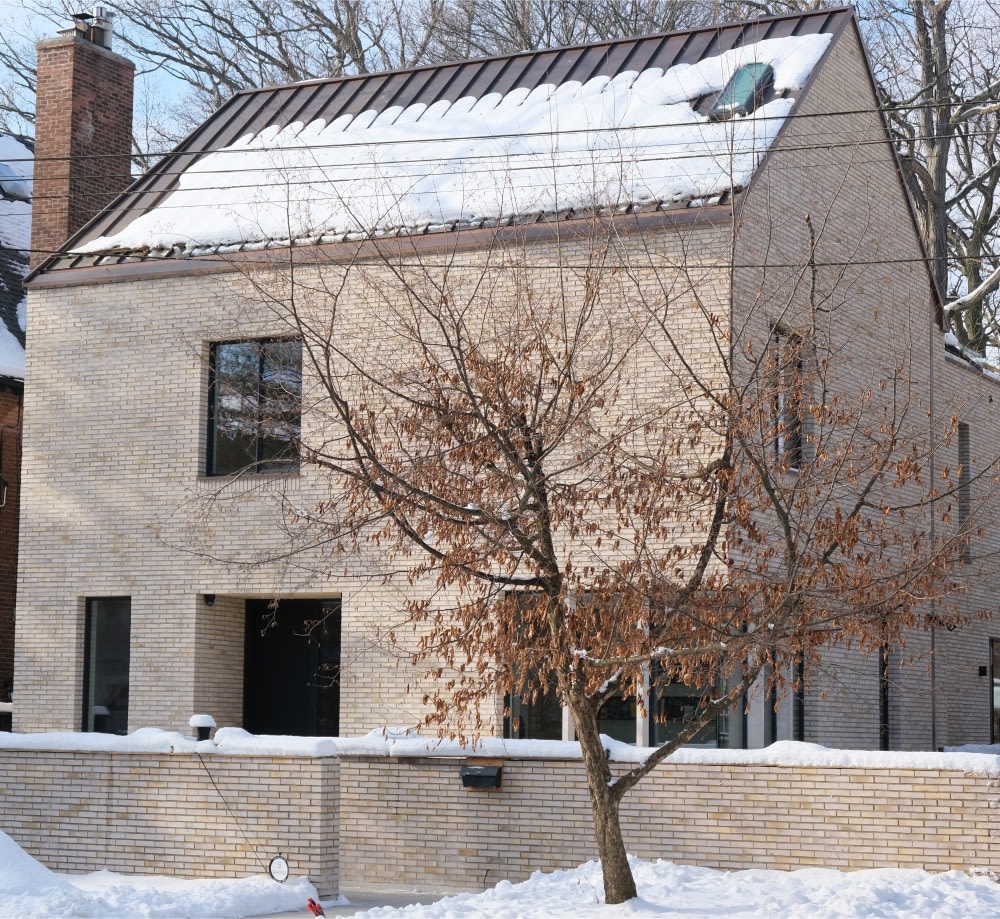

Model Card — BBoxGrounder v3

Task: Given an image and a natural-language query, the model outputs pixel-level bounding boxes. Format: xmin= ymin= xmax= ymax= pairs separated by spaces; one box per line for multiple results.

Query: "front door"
xmin=243 ymin=598 xmax=341 ymax=736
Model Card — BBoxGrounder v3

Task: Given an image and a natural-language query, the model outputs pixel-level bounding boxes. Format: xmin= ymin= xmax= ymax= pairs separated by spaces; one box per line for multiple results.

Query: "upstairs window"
xmin=208 ymin=338 xmax=302 ymax=476
xmin=771 ymin=330 xmax=804 ymax=471
xmin=710 ymin=62 xmax=775 ymax=121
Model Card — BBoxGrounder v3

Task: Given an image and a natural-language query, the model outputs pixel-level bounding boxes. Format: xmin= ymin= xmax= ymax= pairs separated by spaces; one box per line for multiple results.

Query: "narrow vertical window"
xmin=208 ymin=339 xmax=302 ymax=476
xmin=992 ymin=638 xmax=1000 ymax=743
xmin=82 ymin=597 xmax=131 ymax=734
xmin=772 ymin=330 xmax=803 ymax=470
xmin=958 ymin=422 xmax=971 ymax=564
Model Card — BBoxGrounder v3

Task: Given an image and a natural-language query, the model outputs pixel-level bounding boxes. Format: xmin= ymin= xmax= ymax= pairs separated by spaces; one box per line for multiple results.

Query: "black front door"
xmin=243 ymin=598 xmax=341 ymax=736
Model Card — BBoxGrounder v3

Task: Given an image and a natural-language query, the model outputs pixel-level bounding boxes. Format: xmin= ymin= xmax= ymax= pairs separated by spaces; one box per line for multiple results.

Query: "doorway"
xmin=243 ymin=598 xmax=341 ymax=736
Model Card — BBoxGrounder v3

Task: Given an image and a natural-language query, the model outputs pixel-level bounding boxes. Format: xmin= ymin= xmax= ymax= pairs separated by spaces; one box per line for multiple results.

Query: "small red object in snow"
xmin=306 ymin=897 xmax=326 ymax=917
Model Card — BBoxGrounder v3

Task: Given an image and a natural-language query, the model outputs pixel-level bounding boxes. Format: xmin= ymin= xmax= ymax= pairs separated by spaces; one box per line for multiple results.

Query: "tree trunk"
xmin=571 ymin=697 xmax=638 ymax=904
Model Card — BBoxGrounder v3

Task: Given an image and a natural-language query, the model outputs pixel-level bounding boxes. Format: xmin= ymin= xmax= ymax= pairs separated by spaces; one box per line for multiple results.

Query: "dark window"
xmin=648 ymin=663 xmax=720 ymax=747
xmin=82 ymin=597 xmax=131 ymax=734
xmin=772 ymin=331 xmax=803 ymax=471
xmin=244 ymin=598 xmax=341 ymax=736
xmin=598 ymin=691 xmax=638 ymax=744
xmin=208 ymin=339 xmax=302 ymax=476
xmin=992 ymin=639 xmax=1000 ymax=743
xmin=958 ymin=422 xmax=971 ymax=564
xmin=503 ymin=593 xmax=563 ymax=740
xmin=505 ymin=669 xmax=563 ymax=740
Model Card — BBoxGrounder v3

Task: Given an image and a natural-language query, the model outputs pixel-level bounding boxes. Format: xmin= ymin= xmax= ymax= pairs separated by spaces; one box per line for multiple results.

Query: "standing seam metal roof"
xmin=42 ymin=6 xmax=853 ymax=273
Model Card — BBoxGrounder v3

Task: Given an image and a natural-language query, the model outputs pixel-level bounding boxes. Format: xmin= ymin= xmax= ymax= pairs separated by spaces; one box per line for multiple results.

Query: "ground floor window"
xmin=82 ymin=597 xmax=131 ymax=734
xmin=505 ymin=669 xmax=563 ymax=740
xmin=505 ymin=671 xmax=734 ymax=746
xmin=992 ymin=639 xmax=1000 ymax=743
xmin=599 ymin=693 xmax=639 ymax=744
xmin=648 ymin=679 xmax=722 ymax=747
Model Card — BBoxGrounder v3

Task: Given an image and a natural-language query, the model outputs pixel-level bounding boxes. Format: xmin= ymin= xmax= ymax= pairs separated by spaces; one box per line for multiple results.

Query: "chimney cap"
xmin=67 ymin=6 xmax=115 ymax=49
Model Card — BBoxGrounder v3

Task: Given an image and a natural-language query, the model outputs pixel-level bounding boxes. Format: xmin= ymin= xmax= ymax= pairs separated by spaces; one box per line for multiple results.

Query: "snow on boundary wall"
xmin=1 ymin=732 xmax=999 ymax=891
xmin=2 ymin=727 xmax=999 ymax=773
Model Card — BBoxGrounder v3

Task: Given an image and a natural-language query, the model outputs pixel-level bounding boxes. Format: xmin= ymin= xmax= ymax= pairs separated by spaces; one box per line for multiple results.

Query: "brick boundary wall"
xmin=338 ymin=757 xmax=1000 ymax=892
xmin=2 ymin=749 xmax=999 ymax=897
xmin=0 ymin=751 xmax=339 ymax=896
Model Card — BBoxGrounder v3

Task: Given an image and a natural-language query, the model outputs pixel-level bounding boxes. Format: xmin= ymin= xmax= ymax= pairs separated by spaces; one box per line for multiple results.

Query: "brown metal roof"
xmin=38 ymin=6 xmax=854 ymax=275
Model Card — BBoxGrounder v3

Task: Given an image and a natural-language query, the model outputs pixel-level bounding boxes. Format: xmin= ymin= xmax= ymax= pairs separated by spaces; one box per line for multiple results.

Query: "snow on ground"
xmin=362 ymin=859 xmax=1000 ymax=919
xmin=0 ymin=829 xmax=316 ymax=918
xmin=3 ymin=833 xmax=1000 ymax=919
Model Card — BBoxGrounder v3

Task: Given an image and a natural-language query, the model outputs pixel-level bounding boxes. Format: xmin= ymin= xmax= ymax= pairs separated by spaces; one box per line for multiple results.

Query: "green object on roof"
xmin=710 ymin=62 xmax=774 ymax=120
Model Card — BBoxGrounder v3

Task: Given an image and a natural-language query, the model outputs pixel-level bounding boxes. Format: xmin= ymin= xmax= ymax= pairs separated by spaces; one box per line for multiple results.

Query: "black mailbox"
xmin=460 ymin=763 xmax=503 ymax=789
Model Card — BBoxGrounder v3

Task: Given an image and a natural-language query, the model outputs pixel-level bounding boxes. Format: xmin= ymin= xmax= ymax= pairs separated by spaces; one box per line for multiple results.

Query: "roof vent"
xmin=709 ymin=62 xmax=774 ymax=121
xmin=71 ymin=5 xmax=115 ymax=50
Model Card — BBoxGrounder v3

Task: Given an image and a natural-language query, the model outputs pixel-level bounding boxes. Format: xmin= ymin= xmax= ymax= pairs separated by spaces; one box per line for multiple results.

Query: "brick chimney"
xmin=30 ymin=7 xmax=134 ymax=268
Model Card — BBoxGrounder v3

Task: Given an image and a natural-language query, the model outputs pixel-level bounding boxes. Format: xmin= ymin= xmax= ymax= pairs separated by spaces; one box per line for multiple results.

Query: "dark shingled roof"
xmin=38 ymin=5 xmax=854 ymax=275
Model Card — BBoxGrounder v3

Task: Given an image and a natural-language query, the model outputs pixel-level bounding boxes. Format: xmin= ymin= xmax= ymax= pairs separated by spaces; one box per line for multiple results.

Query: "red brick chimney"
xmin=30 ymin=8 xmax=134 ymax=268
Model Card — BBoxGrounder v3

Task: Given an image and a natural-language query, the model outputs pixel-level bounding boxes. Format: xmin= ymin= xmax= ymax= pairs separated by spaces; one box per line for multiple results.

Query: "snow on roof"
xmin=0 ymin=134 xmax=29 ymax=381
xmin=76 ymin=34 xmax=830 ymax=257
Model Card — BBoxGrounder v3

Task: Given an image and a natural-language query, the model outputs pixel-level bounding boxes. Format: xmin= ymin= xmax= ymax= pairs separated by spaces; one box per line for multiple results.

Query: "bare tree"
xmin=868 ymin=0 xmax=1000 ymax=355
xmin=422 ymin=0 xmax=709 ymax=62
xmin=217 ymin=199 xmax=977 ymax=902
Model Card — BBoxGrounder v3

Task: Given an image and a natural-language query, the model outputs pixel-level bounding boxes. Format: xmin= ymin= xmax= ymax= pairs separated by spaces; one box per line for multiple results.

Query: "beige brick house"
xmin=14 ymin=7 xmax=1000 ymax=751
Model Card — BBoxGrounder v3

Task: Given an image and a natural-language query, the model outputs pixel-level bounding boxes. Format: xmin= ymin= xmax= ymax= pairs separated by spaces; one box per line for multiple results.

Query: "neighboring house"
xmin=0 ymin=134 xmax=29 ymax=715
xmin=15 ymin=8 xmax=1000 ymax=750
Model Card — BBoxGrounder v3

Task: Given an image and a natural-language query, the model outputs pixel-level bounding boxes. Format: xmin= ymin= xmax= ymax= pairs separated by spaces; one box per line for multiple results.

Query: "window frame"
xmin=82 ymin=596 xmax=131 ymax=734
xmin=206 ymin=337 xmax=302 ymax=477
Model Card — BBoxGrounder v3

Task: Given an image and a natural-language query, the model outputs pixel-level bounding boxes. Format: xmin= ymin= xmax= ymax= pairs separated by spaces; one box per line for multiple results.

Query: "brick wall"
xmin=16 ymin=16 xmax=1000 ymax=750
xmin=1 ymin=746 xmax=995 ymax=896
xmin=0 ymin=749 xmax=339 ymax=895
xmin=731 ymin=18 xmax=1000 ymax=749
xmin=31 ymin=30 xmax=134 ymax=268
xmin=15 ymin=223 xmax=732 ymax=737
xmin=339 ymin=755 xmax=1000 ymax=891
